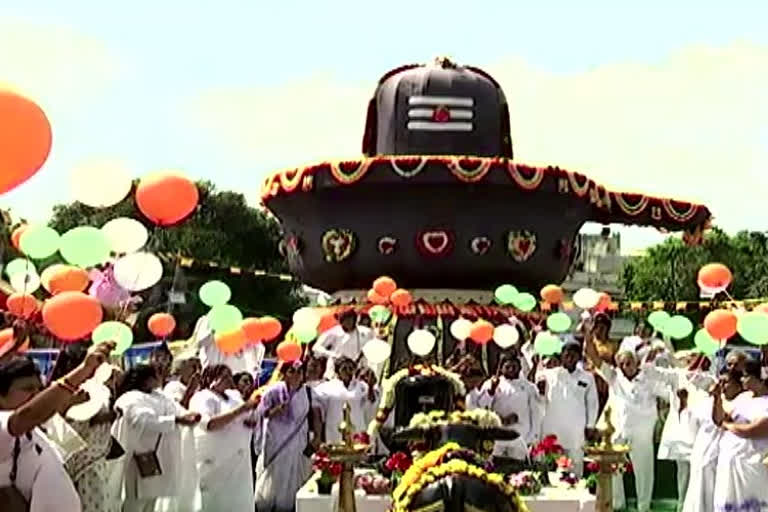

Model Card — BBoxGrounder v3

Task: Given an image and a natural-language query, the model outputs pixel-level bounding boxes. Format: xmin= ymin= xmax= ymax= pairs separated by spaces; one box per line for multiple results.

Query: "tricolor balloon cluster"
xmin=199 ymin=280 xmax=282 ymax=357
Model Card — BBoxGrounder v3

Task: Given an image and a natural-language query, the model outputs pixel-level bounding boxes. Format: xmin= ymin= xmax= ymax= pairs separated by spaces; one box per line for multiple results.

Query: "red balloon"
xmin=148 ymin=313 xmax=176 ymax=337
xmin=11 ymin=225 xmax=27 ymax=250
xmin=540 ymin=284 xmax=564 ymax=304
xmin=276 ymin=341 xmax=302 ymax=362
xmin=0 ymin=91 xmax=52 ymax=194
xmin=698 ymin=263 xmax=733 ymax=291
xmin=704 ymin=309 xmax=737 ymax=341
xmin=373 ymin=276 xmax=397 ymax=298
xmin=42 ymin=292 xmax=103 ymax=341
xmin=136 ymin=172 xmax=199 ymax=226
xmin=258 ymin=316 xmax=282 ymax=342
xmin=317 ymin=312 xmax=338 ymax=333
xmin=367 ymin=289 xmax=388 ymax=305
xmin=6 ymin=293 xmax=38 ymax=318
xmin=216 ymin=328 xmax=247 ymax=355
xmin=390 ymin=289 xmax=412 ymax=307
xmin=470 ymin=320 xmax=494 ymax=345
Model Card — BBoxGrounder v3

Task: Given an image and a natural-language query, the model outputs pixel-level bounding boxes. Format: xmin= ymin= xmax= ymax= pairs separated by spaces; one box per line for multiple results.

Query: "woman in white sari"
xmin=255 ymin=361 xmax=321 ymax=512
xmin=189 ymin=364 xmax=258 ymax=512
xmin=713 ymin=359 xmax=768 ymax=512
xmin=113 ymin=364 xmax=202 ymax=512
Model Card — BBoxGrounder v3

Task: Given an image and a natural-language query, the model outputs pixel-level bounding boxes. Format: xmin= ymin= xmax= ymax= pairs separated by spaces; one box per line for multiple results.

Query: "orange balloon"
xmin=136 ymin=172 xmax=199 ymax=226
xmin=754 ymin=304 xmax=768 ymax=315
xmin=373 ymin=276 xmax=397 ymax=298
xmin=215 ymin=328 xmax=247 ymax=355
xmin=390 ymin=289 xmax=413 ymax=307
xmin=704 ymin=309 xmax=738 ymax=341
xmin=42 ymin=291 xmax=103 ymax=341
xmin=0 ymin=91 xmax=52 ymax=194
xmin=698 ymin=263 xmax=733 ymax=291
xmin=317 ymin=312 xmax=338 ymax=333
xmin=470 ymin=320 xmax=494 ymax=345
xmin=11 ymin=225 xmax=27 ymax=250
xmin=367 ymin=289 xmax=388 ymax=305
xmin=148 ymin=313 xmax=176 ymax=337
xmin=540 ymin=285 xmax=564 ymax=304
xmin=276 ymin=341 xmax=302 ymax=362
xmin=0 ymin=329 xmax=29 ymax=358
xmin=6 ymin=293 xmax=39 ymax=318
xmin=45 ymin=266 xmax=89 ymax=294
xmin=259 ymin=316 xmax=282 ymax=342
xmin=596 ymin=292 xmax=611 ymax=312
xmin=241 ymin=317 xmax=263 ymax=343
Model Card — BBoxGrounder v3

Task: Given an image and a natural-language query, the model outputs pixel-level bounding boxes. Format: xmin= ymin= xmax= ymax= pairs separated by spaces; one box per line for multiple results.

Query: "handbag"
xmin=133 ymin=435 xmax=163 ymax=478
xmin=105 ymin=435 xmax=125 ymax=461
xmin=0 ymin=437 xmax=30 ymax=511
xmin=303 ymin=386 xmax=316 ymax=457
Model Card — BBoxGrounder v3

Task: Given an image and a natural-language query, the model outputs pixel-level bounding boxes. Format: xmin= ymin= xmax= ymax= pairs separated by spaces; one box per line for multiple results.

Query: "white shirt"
xmin=313 ymin=325 xmax=374 ymax=378
xmin=314 ymin=379 xmax=369 ymax=443
xmin=195 ymin=316 xmax=265 ymax=375
xmin=466 ymin=387 xmax=491 ymax=410
xmin=596 ymin=362 xmax=667 ymax=434
xmin=479 ymin=376 xmax=542 ymax=444
xmin=539 ymin=367 xmax=600 ymax=436
xmin=0 ymin=410 xmax=81 ymax=511
xmin=163 ymin=380 xmax=188 ymax=403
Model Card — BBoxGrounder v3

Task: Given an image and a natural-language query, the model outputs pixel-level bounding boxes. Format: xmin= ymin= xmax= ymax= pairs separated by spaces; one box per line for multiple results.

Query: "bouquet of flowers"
xmin=311 ymin=451 xmax=343 ymax=491
xmin=507 ymin=471 xmax=542 ymax=496
xmin=530 ymin=435 xmax=566 ymax=469
xmin=384 ymin=452 xmax=413 ymax=489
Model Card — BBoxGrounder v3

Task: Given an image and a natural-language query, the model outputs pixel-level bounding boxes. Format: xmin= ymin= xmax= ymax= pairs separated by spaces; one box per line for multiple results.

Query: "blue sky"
xmin=1 ymin=1 xmax=767 ymax=253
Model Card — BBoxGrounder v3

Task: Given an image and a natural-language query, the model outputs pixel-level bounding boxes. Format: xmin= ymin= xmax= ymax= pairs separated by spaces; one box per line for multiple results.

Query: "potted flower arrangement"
xmin=311 ymin=451 xmax=343 ymax=494
xmin=383 ymin=451 xmax=413 ymax=489
xmin=529 ymin=434 xmax=565 ymax=485
xmin=507 ymin=471 xmax=542 ymax=496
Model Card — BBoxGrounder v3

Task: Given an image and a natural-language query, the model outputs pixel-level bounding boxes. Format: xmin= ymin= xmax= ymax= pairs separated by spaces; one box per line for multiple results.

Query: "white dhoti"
xmin=612 ymin=420 xmax=656 ymax=512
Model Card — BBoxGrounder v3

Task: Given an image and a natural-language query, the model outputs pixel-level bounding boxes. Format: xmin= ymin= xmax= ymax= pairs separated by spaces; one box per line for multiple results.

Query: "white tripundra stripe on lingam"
xmin=407 ymin=121 xmax=473 ymax=131
xmin=408 ymin=96 xmax=474 ymax=107
xmin=407 ymin=108 xmax=473 ymax=119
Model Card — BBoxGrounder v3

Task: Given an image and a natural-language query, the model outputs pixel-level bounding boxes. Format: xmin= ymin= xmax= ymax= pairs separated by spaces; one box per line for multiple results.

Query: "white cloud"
xmin=184 ymin=43 xmax=768 ymax=251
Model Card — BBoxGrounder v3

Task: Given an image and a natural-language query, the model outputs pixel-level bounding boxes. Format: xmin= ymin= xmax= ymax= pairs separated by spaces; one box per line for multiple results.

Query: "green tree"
xmin=49 ymin=181 xmax=305 ymax=342
xmin=621 ymin=227 xmax=768 ymax=302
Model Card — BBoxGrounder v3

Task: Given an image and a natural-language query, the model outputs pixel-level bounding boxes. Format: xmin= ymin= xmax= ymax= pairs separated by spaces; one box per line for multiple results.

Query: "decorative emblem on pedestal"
xmin=416 ymin=230 xmax=455 ymax=258
xmin=377 ymin=236 xmax=398 ymax=256
xmin=506 ymin=230 xmax=537 ymax=263
xmin=321 ymin=229 xmax=357 ymax=263
xmin=470 ymin=236 xmax=492 ymax=256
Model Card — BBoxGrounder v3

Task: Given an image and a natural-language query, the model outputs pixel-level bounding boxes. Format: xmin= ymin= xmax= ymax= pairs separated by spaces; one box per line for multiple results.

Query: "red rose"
xmin=329 ymin=462 xmax=343 ymax=477
xmin=586 ymin=461 xmax=600 ymax=473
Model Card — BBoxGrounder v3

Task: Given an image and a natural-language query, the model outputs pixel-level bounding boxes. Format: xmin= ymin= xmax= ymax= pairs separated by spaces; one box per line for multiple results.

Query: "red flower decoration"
xmin=352 ymin=432 xmax=371 ymax=445
xmin=385 ymin=452 xmax=413 ymax=473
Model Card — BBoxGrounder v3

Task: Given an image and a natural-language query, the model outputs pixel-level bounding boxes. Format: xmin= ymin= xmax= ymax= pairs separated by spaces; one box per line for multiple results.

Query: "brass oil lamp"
xmin=583 ymin=406 xmax=630 ymax=512
xmin=321 ymin=403 xmax=370 ymax=512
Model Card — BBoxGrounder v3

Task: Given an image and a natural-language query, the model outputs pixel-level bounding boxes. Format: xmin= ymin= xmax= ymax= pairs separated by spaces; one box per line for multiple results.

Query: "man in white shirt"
xmin=478 ymin=354 xmax=542 ymax=460
xmin=538 ymin=342 xmax=599 ymax=476
xmin=313 ymin=310 xmax=373 ymax=379
xmin=314 ymin=357 xmax=369 ymax=443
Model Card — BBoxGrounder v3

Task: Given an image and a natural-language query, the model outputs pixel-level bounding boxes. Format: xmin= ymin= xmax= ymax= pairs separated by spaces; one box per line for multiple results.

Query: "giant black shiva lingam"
xmin=262 ymin=57 xmax=712 ymax=293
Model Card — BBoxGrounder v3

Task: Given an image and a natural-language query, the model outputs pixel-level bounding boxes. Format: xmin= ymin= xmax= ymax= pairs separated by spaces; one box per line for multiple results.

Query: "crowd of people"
xmin=1 ymin=309 xmax=768 ymax=512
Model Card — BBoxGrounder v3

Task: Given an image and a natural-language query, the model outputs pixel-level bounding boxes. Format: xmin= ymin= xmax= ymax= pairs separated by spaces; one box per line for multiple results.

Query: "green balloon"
xmin=368 ymin=305 xmax=391 ymax=324
xmin=737 ymin=312 xmax=768 ymax=345
xmin=60 ymin=226 xmax=111 ymax=268
xmin=495 ymin=284 xmax=519 ymax=305
xmin=4 ymin=258 xmax=35 ymax=278
xmin=648 ymin=311 xmax=671 ymax=331
xmin=694 ymin=328 xmax=720 ymax=356
xmin=199 ymin=280 xmax=232 ymax=307
xmin=546 ymin=312 xmax=572 ymax=333
xmin=534 ymin=332 xmax=562 ymax=356
xmin=92 ymin=321 xmax=134 ymax=356
xmin=512 ymin=292 xmax=538 ymax=312
xmin=209 ymin=304 xmax=243 ymax=332
xmin=663 ymin=315 xmax=694 ymax=340
xmin=294 ymin=325 xmax=317 ymax=344
xmin=19 ymin=225 xmax=60 ymax=259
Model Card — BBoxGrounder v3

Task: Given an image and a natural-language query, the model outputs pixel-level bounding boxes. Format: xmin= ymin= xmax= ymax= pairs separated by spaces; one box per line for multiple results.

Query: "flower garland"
xmin=408 ymin=409 xmax=502 ymax=430
xmin=367 ymin=365 xmax=466 ymax=436
xmin=392 ymin=445 xmax=528 ymax=512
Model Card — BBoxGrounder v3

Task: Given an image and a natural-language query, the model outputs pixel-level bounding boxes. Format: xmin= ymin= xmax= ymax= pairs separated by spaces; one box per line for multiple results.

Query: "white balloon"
xmin=66 ymin=380 xmax=110 ymax=421
xmin=93 ymin=363 xmax=116 ymax=384
xmin=450 ymin=318 xmax=472 ymax=341
xmin=293 ymin=307 xmax=320 ymax=330
xmin=113 ymin=252 xmax=163 ymax=291
xmin=573 ymin=288 xmax=600 ymax=310
xmin=362 ymin=338 xmax=392 ymax=364
xmin=71 ymin=160 xmax=133 ymax=208
xmin=102 ymin=217 xmax=149 ymax=254
xmin=493 ymin=324 xmax=520 ymax=349
xmin=10 ymin=271 xmax=40 ymax=294
xmin=407 ymin=329 xmax=436 ymax=356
